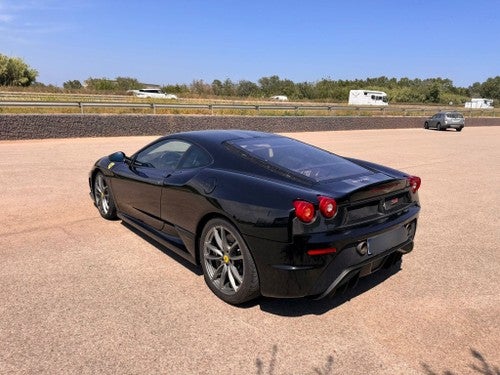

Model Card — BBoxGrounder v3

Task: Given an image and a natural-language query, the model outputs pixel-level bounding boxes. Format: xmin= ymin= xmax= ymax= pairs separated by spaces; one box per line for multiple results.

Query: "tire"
xmin=93 ymin=172 xmax=118 ymax=220
xmin=456 ymin=127 xmax=463 ymax=132
xmin=437 ymin=123 xmax=442 ymax=131
xmin=424 ymin=122 xmax=429 ymax=129
xmin=199 ymin=218 xmax=260 ymax=304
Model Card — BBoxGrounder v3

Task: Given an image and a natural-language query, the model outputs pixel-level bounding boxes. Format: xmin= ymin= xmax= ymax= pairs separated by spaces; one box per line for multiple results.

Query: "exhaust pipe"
xmin=356 ymin=241 xmax=369 ymax=256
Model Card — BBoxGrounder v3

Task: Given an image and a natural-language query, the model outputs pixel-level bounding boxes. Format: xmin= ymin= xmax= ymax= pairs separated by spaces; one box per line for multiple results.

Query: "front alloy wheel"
xmin=200 ymin=219 xmax=259 ymax=304
xmin=94 ymin=172 xmax=117 ymax=220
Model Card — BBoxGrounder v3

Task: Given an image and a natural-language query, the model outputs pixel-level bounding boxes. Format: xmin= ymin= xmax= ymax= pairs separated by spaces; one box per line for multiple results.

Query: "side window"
xmin=134 ymin=140 xmax=191 ymax=171
xmin=177 ymin=145 xmax=212 ymax=169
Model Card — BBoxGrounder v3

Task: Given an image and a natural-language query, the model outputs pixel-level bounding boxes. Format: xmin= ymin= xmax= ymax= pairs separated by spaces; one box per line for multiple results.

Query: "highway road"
xmin=1 ymin=128 xmax=499 ymax=374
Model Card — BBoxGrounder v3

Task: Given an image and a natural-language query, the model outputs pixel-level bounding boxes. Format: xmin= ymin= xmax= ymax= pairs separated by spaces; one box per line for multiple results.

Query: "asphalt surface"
xmin=1 ymin=128 xmax=499 ymax=374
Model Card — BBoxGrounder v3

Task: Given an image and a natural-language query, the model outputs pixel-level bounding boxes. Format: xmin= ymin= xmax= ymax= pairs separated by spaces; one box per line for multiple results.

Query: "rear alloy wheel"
xmin=437 ymin=123 xmax=442 ymax=131
xmin=200 ymin=219 xmax=259 ymax=304
xmin=424 ymin=122 xmax=429 ymax=129
xmin=94 ymin=172 xmax=117 ymax=220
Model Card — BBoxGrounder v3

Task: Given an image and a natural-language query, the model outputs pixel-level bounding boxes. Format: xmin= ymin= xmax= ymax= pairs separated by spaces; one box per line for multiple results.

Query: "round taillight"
xmin=293 ymin=200 xmax=315 ymax=223
xmin=408 ymin=176 xmax=421 ymax=193
xmin=318 ymin=196 xmax=337 ymax=219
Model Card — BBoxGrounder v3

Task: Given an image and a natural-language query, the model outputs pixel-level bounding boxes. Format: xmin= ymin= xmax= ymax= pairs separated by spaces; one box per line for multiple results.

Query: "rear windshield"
xmin=227 ymin=136 xmax=368 ymax=182
xmin=446 ymin=112 xmax=464 ymax=119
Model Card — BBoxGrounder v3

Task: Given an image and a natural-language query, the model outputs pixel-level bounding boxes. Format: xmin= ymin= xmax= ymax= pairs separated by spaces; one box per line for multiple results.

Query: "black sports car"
xmin=89 ymin=130 xmax=421 ymax=304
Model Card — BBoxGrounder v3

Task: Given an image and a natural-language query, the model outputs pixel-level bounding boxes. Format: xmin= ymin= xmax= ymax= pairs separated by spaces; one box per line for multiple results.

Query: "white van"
xmin=129 ymin=88 xmax=178 ymax=99
xmin=348 ymin=90 xmax=388 ymax=106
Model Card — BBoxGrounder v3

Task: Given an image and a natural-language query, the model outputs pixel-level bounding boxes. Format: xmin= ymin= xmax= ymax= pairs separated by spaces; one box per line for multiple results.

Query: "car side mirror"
xmin=108 ymin=151 xmax=127 ymax=163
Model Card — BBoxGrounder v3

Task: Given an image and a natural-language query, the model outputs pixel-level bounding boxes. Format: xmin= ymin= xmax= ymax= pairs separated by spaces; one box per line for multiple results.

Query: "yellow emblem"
xmin=223 ymin=255 xmax=230 ymax=264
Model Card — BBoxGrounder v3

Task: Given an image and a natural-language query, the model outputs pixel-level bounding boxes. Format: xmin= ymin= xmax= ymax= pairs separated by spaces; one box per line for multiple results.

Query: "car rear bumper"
xmin=244 ymin=206 xmax=419 ymax=299
xmin=445 ymin=124 xmax=464 ymax=129
xmin=312 ymin=238 xmax=412 ymax=299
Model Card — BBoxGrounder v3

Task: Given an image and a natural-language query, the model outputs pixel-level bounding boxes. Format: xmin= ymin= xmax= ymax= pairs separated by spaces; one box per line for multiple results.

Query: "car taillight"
xmin=307 ymin=248 xmax=337 ymax=256
xmin=408 ymin=176 xmax=421 ymax=193
xmin=318 ymin=196 xmax=337 ymax=219
xmin=293 ymin=200 xmax=315 ymax=223
xmin=294 ymin=196 xmax=337 ymax=223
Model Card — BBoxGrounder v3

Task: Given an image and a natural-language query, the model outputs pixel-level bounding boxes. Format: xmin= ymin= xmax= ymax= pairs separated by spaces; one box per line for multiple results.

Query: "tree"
xmin=115 ymin=77 xmax=142 ymax=91
xmin=63 ymin=80 xmax=83 ymax=89
xmin=478 ymin=76 xmax=500 ymax=101
xmin=162 ymin=83 xmax=189 ymax=94
xmin=190 ymin=79 xmax=212 ymax=96
xmin=211 ymin=79 xmax=223 ymax=96
xmin=258 ymin=75 xmax=298 ymax=98
xmin=236 ymin=80 xmax=260 ymax=97
xmin=295 ymin=82 xmax=316 ymax=100
xmin=468 ymin=82 xmax=482 ymax=98
xmin=0 ymin=53 xmax=38 ymax=86
xmin=316 ymin=79 xmax=345 ymax=101
xmin=258 ymin=75 xmax=283 ymax=96
xmin=221 ymin=78 xmax=236 ymax=97
xmin=279 ymin=78 xmax=298 ymax=98
xmin=84 ymin=77 xmax=116 ymax=90
xmin=390 ymin=87 xmax=425 ymax=103
xmin=424 ymin=83 xmax=441 ymax=103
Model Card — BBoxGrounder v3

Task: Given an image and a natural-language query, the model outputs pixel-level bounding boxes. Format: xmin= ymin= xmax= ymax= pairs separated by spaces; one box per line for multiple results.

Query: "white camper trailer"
xmin=464 ymin=98 xmax=494 ymax=109
xmin=348 ymin=90 xmax=388 ymax=106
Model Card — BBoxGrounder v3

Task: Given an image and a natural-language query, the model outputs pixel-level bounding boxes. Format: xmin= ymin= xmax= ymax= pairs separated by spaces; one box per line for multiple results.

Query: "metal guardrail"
xmin=0 ymin=100 xmax=497 ymax=117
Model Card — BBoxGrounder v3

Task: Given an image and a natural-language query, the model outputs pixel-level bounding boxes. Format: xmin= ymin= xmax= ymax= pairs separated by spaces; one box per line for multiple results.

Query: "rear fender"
xmin=200 ymin=169 xmax=317 ymax=242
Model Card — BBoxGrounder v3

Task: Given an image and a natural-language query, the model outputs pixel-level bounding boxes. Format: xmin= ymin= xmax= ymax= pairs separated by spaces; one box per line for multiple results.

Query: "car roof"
xmin=165 ymin=129 xmax=279 ymax=146
xmin=159 ymin=130 xmax=299 ymax=181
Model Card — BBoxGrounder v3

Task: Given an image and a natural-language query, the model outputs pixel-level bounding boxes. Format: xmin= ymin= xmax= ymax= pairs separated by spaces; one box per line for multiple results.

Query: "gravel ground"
xmin=0 ymin=127 xmax=499 ymax=374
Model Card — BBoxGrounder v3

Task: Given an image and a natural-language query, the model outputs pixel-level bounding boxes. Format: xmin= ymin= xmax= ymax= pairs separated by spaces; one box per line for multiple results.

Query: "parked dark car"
xmin=89 ymin=130 xmax=421 ymax=304
xmin=424 ymin=111 xmax=465 ymax=131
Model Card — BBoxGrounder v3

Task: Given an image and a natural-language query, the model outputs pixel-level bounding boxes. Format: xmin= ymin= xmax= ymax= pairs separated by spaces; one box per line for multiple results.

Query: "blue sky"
xmin=0 ymin=0 xmax=498 ymax=88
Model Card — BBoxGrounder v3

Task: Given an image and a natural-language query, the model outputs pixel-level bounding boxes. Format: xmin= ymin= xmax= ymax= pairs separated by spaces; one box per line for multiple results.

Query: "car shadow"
xmin=428 ymin=128 xmax=461 ymax=132
xmin=252 ymin=262 xmax=402 ymax=316
xmin=120 ymin=220 xmax=402 ymax=313
xmin=121 ymin=221 xmax=203 ymax=276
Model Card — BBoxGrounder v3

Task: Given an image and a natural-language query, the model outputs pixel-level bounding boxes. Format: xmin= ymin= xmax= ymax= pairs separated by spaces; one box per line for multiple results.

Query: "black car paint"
xmin=90 ymin=130 xmax=420 ymax=299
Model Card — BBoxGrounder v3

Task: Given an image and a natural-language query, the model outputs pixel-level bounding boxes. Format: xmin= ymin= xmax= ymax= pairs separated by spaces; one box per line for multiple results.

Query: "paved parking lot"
xmin=1 ymin=128 xmax=499 ymax=374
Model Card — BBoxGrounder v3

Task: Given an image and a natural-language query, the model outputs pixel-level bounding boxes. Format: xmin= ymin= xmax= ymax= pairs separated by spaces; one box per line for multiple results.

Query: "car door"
xmin=160 ymin=144 xmax=213 ymax=236
xmin=429 ymin=114 xmax=438 ymax=128
xmin=109 ymin=139 xmax=192 ymax=230
xmin=435 ymin=114 xmax=444 ymax=128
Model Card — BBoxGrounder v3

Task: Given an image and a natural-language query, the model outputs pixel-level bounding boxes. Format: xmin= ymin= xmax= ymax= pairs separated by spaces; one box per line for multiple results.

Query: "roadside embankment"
xmin=0 ymin=114 xmax=498 ymax=140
